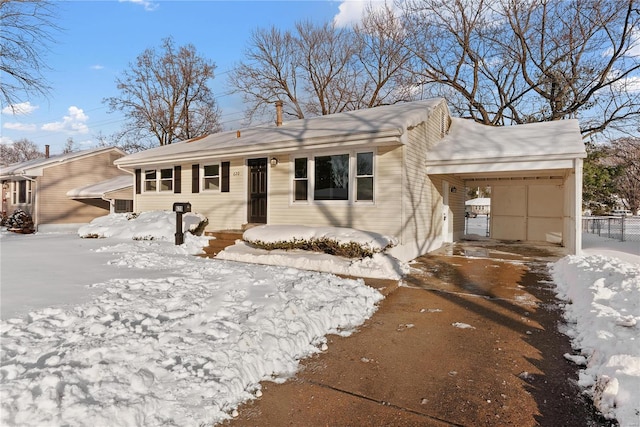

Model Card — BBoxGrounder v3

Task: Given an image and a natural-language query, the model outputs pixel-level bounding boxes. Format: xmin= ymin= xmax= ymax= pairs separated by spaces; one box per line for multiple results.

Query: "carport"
xmin=426 ymin=118 xmax=587 ymax=254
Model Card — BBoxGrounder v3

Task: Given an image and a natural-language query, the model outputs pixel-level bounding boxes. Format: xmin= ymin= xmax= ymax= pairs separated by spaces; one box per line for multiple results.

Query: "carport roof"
xmin=426 ymin=118 xmax=586 ymax=175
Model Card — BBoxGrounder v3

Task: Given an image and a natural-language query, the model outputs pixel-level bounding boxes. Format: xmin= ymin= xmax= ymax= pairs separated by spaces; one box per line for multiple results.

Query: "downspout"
xmin=574 ymin=157 xmax=583 ymax=256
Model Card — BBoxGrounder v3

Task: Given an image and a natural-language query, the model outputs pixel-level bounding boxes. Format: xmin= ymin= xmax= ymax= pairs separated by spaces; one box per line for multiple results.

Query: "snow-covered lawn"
xmin=0 ymin=213 xmax=383 ymax=426
xmin=1 ymin=212 xmax=638 ymax=426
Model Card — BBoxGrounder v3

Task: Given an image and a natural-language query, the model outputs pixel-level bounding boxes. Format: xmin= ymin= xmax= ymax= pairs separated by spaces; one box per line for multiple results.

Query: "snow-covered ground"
xmin=0 ymin=213 xmax=383 ymax=426
xmin=551 ymin=234 xmax=639 ymax=426
xmin=1 ymin=212 xmax=638 ymax=426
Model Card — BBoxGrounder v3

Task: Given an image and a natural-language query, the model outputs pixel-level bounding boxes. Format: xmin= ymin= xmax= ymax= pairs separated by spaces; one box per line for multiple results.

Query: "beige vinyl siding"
xmin=37 ymin=151 xmax=125 ymax=225
xmin=135 ymin=160 xmax=247 ymax=230
xmin=400 ymin=100 xmax=451 ymax=252
xmin=268 ymin=146 xmax=404 ymax=237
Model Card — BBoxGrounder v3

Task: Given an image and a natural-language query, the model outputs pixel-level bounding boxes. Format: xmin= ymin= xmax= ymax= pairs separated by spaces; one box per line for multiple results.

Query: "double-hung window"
xmin=355 ymin=152 xmax=374 ymax=201
xmin=144 ymin=168 xmax=173 ymax=192
xmin=293 ymin=158 xmax=308 ymax=201
xmin=292 ymin=151 xmax=374 ymax=203
xmin=202 ymin=164 xmax=220 ymax=191
xmin=11 ymin=181 xmax=32 ymax=204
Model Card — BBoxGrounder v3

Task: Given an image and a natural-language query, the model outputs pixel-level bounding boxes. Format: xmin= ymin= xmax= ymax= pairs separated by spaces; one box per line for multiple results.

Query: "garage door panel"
xmin=528 ymin=185 xmax=563 ymax=217
xmin=492 ymin=186 xmax=525 ymax=216
xmin=527 ymin=217 xmax=563 ymax=244
xmin=492 ymin=216 xmax=526 ymax=241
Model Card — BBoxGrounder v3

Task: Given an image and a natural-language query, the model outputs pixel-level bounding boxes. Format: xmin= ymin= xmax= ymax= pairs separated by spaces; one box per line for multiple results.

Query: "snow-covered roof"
xmin=426 ymin=118 xmax=586 ymax=175
xmin=66 ymin=175 xmax=132 ymax=199
xmin=1 ymin=147 xmax=125 ymax=178
xmin=115 ymin=99 xmax=445 ymax=168
xmin=465 ymin=197 xmax=490 ymax=206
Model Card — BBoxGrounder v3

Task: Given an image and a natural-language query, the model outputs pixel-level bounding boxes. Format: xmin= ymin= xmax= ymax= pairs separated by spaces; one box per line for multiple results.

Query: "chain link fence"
xmin=582 ymin=216 xmax=640 ymax=242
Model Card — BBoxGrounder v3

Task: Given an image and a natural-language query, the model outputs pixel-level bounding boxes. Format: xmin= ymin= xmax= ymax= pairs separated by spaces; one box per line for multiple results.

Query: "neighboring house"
xmin=465 ymin=197 xmax=491 ymax=215
xmin=1 ymin=147 xmax=127 ymax=231
xmin=114 ymin=99 xmax=586 ymax=260
xmin=66 ymin=175 xmax=133 ymax=214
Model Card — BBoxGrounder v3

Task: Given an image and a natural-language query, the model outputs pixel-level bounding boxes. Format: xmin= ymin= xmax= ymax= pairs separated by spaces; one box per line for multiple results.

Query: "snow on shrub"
xmin=243 ymin=225 xmax=397 ymax=259
xmin=78 ymin=211 xmax=207 ymax=241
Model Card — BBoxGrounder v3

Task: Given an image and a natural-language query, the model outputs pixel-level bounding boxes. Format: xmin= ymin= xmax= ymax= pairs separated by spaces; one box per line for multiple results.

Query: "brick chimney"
xmin=275 ymin=100 xmax=283 ymax=127
xmin=45 ymin=145 xmax=50 ymax=158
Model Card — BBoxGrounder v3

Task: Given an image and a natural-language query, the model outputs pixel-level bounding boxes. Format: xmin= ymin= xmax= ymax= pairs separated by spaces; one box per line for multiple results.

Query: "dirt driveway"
xmin=225 ymin=241 xmax=613 ymax=427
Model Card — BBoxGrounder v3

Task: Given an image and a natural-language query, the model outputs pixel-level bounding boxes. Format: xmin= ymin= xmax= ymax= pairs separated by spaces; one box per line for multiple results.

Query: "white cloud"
xmin=119 ymin=0 xmax=158 ymax=12
xmin=1 ymin=135 xmax=14 ymax=145
xmin=90 ymin=64 xmax=105 ymax=70
xmin=3 ymin=122 xmax=37 ymax=131
xmin=42 ymin=106 xmax=90 ymax=134
xmin=2 ymin=102 xmax=38 ymax=115
xmin=333 ymin=0 xmax=395 ymax=27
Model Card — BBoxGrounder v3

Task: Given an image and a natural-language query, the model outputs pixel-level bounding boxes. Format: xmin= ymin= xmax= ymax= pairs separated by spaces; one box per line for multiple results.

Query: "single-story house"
xmin=465 ymin=197 xmax=491 ymax=215
xmin=114 ymin=99 xmax=586 ymax=260
xmin=66 ymin=175 xmax=133 ymax=214
xmin=1 ymin=146 xmax=127 ymax=231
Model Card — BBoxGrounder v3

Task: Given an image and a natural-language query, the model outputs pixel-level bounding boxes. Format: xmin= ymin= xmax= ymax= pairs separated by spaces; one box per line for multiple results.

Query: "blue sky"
xmin=1 ymin=0 xmax=369 ymax=154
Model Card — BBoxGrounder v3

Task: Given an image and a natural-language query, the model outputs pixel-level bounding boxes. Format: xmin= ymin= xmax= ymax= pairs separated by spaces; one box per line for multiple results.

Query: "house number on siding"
xmin=233 ymin=171 xmax=241 ymax=176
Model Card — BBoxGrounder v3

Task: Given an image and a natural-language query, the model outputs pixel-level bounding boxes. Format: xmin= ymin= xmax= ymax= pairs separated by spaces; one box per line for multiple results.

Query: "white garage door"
xmin=491 ymin=183 xmax=564 ymax=243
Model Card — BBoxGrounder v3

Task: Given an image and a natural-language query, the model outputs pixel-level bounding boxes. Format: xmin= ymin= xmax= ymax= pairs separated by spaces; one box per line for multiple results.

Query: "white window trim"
xmin=11 ymin=180 xmax=32 ymax=205
xmin=142 ymin=168 xmax=174 ymax=193
xmin=201 ymin=163 xmax=221 ymax=193
xmin=354 ymin=150 xmax=375 ymax=203
xmin=290 ymin=149 xmax=376 ymax=205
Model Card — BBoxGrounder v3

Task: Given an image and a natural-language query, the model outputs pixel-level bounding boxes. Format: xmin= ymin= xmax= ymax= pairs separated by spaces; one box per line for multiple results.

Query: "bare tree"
xmin=105 ymin=37 xmax=221 ymax=147
xmin=0 ymin=138 xmax=43 ymax=166
xmin=0 ymin=0 xmax=58 ymax=109
xmin=401 ymin=0 xmax=640 ymax=138
xmin=228 ymin=10 xmax=412 ymax=123
xmin=295 ymin=20 xmax=357 ymax=116
xmin=610 ymin=137 xmax=640 ymax=213
xmin=228 ymin=27 xmax=305 ymax=122
xmin=351 ymin=3 xmax=415 ymax=109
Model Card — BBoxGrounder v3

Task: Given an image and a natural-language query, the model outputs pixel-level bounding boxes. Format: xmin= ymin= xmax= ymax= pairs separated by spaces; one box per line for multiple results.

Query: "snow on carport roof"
xmin=66 ymin=175 xmax=132 ymax=199
xmin=428 ymin=118 xmax=586 ymax=163
xmin=115 ymin=99 xmax=445 ymax=167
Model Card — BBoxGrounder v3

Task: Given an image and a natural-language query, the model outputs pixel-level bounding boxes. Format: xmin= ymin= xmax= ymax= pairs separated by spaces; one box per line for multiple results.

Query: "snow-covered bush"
xmin=3 ymin=209 xmax=34 ymax=233
xmin=78 ymin=211 xmax=207 ymax=241
xmin=242 ymin=225 xmax=397 ymax=259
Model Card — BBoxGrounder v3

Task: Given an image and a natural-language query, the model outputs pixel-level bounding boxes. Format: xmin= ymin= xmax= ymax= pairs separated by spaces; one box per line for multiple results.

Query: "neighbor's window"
xmin=144 ymin=170 xmax=157 ymax=192
xmin=314 ymin=154 xmax=349 ymax=201
xmin=293 ymin=157 xmax=308 ymax=201
xmin=202 ymin=164 xmax=220 ymax=191
xmin=11 ymin=181 xmax=32 ymax=204
xmin=356 ymin=152 xmax=374 ymax=201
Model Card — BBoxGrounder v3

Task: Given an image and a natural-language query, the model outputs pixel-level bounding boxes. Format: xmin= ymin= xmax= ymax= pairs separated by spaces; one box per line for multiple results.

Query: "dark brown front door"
xmin=248 ymin=158 xmax=267 ymax=223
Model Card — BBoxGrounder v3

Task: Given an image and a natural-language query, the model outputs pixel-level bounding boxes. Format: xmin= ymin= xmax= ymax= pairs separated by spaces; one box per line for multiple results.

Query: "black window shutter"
xmin=135 ymin=169 xmax=141 ymax=195
xmin=174 ymin=165 xmax=181 ymax=193
xmin=221 ymin=162 xmax=230 ymax=192
xmin=192 ymin=164 xmax=199 ymax=193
